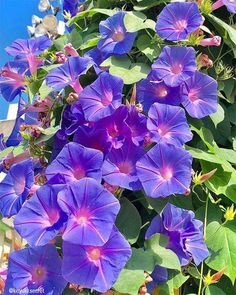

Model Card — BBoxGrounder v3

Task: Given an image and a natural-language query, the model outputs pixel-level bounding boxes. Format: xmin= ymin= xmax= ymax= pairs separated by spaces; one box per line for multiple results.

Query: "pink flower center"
xmin=158 ymin=125 xmax=170 ymax=137
xmin=76 ymin=209 xmax=90 ymax=225
xmin=48 ymin=210 xmax=60 ymax=226
xmin=174 ymin=19 xmax=188 ymax=32
xmin=88 ymin=248 xmax=101 ymax=261
xmin=188 ymin=89 xmax=199 ymax=103
xmin=171 ymin=64 xmax=183 ymax=74
xmin=1 ymin=69 xmax=25 ymax=83
xmin=112 ymin=30 xmax=125 ymax=42
xmin=74 ymin=166 xmax=86 ymax=180
xmin=32 ymin=265 xmax=46 ymax=284
xmin=118 ymin=162 xmax=132 ymax=174
xmin=102 ymin=91 xmax=113 ymax=106
xmin=155 ymin=85 xmax=168 ymax=98
xmin=160 ymin=167 xmax=173 ymax=181
xmin=107 ymin=124 xmax=119 ymax=138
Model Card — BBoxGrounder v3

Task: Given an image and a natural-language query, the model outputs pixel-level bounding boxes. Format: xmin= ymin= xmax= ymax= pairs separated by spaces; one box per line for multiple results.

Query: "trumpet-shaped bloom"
xmin=61 ymin=103 xmax=85 ymax=135
xmin=152 ymin=46 xmax=196 ymax=87
xmin=181 ymin=71 xmax=218 ymax=119
xmin=136 ymin=143 xmax=192 ymax=198
xmin=46 ymin=56 xmax=92 ymax=93
xmin=58 ymin=178 xmax=120 ymax=245
xmin=14 ymin=176 xmax=67 ymax=246
xmin=0 ymin=159 xmax=34 ymax=217
xmin=79 ymin=72 xmax=123 ymax=122
xmin=0 ymin=62 xmax=27 ymax=102
xmin=126 ymin=105 xmax=148 ymax=146
xmin=74 ymin=125 xmax=112 ymax=155
xmin=46 ymin=142 xmax=103 ymax=183
xmin=62 ymin=226 xmax=131 ymax=292
xmin=146 ymin=203 xmax=209 ymax=266
xmin=155 ymin=2 xmax=202 ymax=41
xmin=137 ymin=74 xmax=181 ymax=112
xmin=147 ymin=102 xmax=192 ymax=146
xmin=5 ymin=245 xmax=66 ymax=294
xmin=102 ymin=140 xmax=145 ymax=190
xmin=98 ymin=11 xmax=137 ymax=55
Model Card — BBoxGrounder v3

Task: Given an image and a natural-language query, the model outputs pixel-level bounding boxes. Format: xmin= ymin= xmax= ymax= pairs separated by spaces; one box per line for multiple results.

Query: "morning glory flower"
xmin=137 ymin=73 xmax=181 ymax=112
xmin=102 ymin=140 xmax=145 ymax=191
xmin=5 ymin=36 xmax=52 ymax=74
xmin=181 ymin=71 xmax=218 ymax=118
xmin=152 ymin=46 xmax=197 ymax=87
xmin=79 ymin=72 xmax=123 ymax=122
xmin=98 ymin=11 xmax=137 ymax=55
xmin=74 ymin=125 xmax=112 ymax=155
xmin=61 ymin=103 xmax=85 ymax=136
xmin=212 ymin=0 xmax=236 ymax=14
xmin=146 ymin=203 xmax=209 ymax=266
xmin=0 ymin=159 xmax=34 ymax=217
xmin=46 ymin=142 xmax=103 ymax=183
xmin=46 ymin=56 xmax=92 ymax=93
xmin=58 ymin=178 xmax=120 ymax=246
xmin=62 ymin=226 xmax=131 ymax=292
xmin=155 ymin=2 xmax=203 ymax=41
xmin=0 ymin=61 xmax=28 ymax=102
xmin=136 ymin=143 xmax=192 ymax=198
xmin=147 ymin=102 xmax=192 ymax=146
xmin=14 ymin=176 xmax=68 ymax=246
xmin=5 ymin=245 xmax=66 ymax=294
xmin=147 ymin=266 xmax=168 ymax=294
xmin=85 ymin=47 xmax=111 ymax=74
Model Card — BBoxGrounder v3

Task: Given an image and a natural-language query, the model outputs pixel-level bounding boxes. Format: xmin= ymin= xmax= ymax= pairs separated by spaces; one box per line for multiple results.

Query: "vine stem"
xmin=197 ymin=191 xmax=209 ymax=295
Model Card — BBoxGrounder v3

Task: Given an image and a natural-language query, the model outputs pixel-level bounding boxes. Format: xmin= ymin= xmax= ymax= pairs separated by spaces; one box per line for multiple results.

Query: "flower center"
xmin=118 ymin=162 xmax=132 ymax=174
xmin=88 ymin=248 xmax=101 ymax=261
xmin=160 ymin=167 xmax=173 ymax=180
xmin=157 ymin=125 xmax=170 ymax=137
xmin=32 ymin=265 xmax=46 ymax=283
xmin=112 ymin=30 xmax=125 ymax=42
xmin=174 ymin=19 xmax=188 ymax=32
xmin=76 ymin=209 xmax=90 ymax=225
xmin=48 ymin=210 xmax=60 ymax=226
xmin=74 ymin=166 xmax=86 ymax=180
xmin=171 ymin=64 xmax=183 ymax=74
xmin=107 ymin=124 xmax=119 ymax=138
xmin=155 ymin=85 xmax=168 ymax=98
xmin=188 ymin=89 xmax=199 ymax=103
xmin=102 ymin=91 xmax=113 ymax=106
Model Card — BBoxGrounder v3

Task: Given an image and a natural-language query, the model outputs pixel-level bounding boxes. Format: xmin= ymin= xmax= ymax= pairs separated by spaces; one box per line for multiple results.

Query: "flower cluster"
xmin=0 ymin=0 xmax=225 ymax=293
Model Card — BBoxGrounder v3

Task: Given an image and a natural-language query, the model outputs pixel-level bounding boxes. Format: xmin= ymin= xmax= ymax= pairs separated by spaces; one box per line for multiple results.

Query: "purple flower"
xmin=136 ymin=143 xmax=192 ymax=198
xmin=5 ymin=245 xmax=66 ymax=294
xmin=155 ymin=2 xmax=202 ymax=41
xmin=98 ymin=11 xmax=137 ymax=55
xmin=46 ymin=56 xmax=92 ymax=93
xmin=74 ymin=125 xmax=112 ymax=155
xmin=145 ymin=203 xmax=209 ymax=266
xmin=46 ymin=142 xmax=103 ymax=183
xmin=79 ymin=72 xmax=123 ymax=122
xmin=51 ymin=130 xmax=69 ymax=161
xmin=63 ymin=0 xmax=79 ymax=17
xmin=181 ymin=71 xmax=218 ymax=119
xmin=95 ymin=105 xmax=130 ymax=149
xmin=14 ymin=176 xmax=67 ymax=246
xmin=102 ymin=140 xmax=145 ymax=190
xmin=147 ymin=102 xmax=192 ymax=146
xmin=147 ymin=266 xmax=168 ymax=293
xmin=85 ymin=47 xmax=111 ymax=74
xmin=0 ymin=159 xmax=34 ymax=217
xmin=62 ymin=226 xmax=131 ymax=292
xmin=5 ymin=36 xmax=52 ymax=74
xmin=152 ymin=46 xmax=196 ymax=87
xmin=0 ymin=61 xmax=27 ymax=102
xmin=58 ymin=178 xmax=120 ymax=246
xmin=125 ymin=105 xmax=148 ymax=146
xmin=61 ymin=103 xmax=85 ymax=135
xmin=137 ymin=73 xmax=181 ymax=112
xmin=212 ymin=0 xmax=236 ymax=14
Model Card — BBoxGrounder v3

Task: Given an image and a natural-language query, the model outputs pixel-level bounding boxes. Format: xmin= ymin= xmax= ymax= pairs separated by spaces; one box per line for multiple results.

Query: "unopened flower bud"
xmin=200 ymin=36 xmax=221 ymax=47
xmin=56 ymin=51 xmax=67 ymax=64
xmin=193 ymin=169 xmax=217 ymax=185
xmin=204 ymin=268 xmax=226 ymax=286
xmin=64 ymin=43 xmax=79 ymax=57
xmin=66 ymin=92 xmax=79 ymax=104
xmin=199 ymin=54 xmax=213 ymax=68
xmin=224 ymin=204 xmax=236 ymax=221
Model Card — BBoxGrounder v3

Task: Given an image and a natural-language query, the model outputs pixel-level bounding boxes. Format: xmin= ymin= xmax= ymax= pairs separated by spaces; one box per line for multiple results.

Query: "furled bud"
xmin=200 ymin=36 xmax=221 ymax=47
xmin=199 ymin=54 xmax=213 ymax=68
xmin=66 ymin=92 xmax=79 ymax=104
xmin=193 ymin=169 xmax=217 ymax=185
xmin=204 ymin=268 xmax=226 ymax=286
xmin=64 ymin=43 xmax=79 ymax=57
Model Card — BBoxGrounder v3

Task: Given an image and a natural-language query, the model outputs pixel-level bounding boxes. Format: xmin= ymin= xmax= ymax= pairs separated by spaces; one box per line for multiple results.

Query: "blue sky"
xmin=0 ymin=0 xmax=44 ymax=119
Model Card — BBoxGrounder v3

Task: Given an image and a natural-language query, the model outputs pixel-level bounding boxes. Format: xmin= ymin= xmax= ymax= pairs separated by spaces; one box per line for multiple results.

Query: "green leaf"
xmin=34 ymin=126 xmax=60 ymax=144
xmin=205 ymin=286 xmax=226 ymax=295
xmin=79 ymin=34 xmax=100 ymax=50
xmin=124 ymin=11 xmax=155 ymax=32
xmin=136 ymin=34 xmax=160 ymax=61
xmin=206 ymin=14 xmax=236 ymax=57
xmin=134 ymin=0 xmax=168 ymax=11
xmin=38 ymin=81 xmax=53 ymax=99
xmin=145 ymin=234 xmax=181 ymax=271
xmin=114 ymin=248 xmax=155 ymax=295
xmin=201 ymin=161 xmax=236 ymax=202
xmin=102 ymin=55 xmax=150 ymax=84
xmin=116 ymin=197 xmax=142 ymax=244
xmin=206 ymin=221 xmax=236 ymax=284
